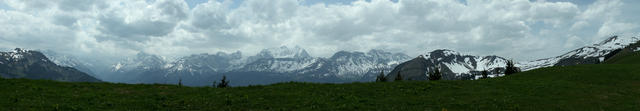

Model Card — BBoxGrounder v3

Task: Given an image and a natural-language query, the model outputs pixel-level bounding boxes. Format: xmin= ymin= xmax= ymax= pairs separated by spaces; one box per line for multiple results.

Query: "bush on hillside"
xmin=428 ymin=66 xmax=442 ymax=81
xmin=217 ymin=75 xmax=230 ymax=88
xmin=481 ymin=70 xmax=489 ymax=79
xmin=178 ymin=78 xmax=183 ymax=87
xmin=376 ymin=70 xmax=387 ymax=82
xmin=394 ymin=71 xmax=403 ymax=81
xmin=504 ymin=60 xmax=521 ymax=75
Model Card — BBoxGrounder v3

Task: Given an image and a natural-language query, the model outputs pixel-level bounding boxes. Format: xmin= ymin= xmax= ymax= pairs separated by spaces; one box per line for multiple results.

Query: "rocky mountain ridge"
xmin=0 ymin=48 xmax=101 ymax=82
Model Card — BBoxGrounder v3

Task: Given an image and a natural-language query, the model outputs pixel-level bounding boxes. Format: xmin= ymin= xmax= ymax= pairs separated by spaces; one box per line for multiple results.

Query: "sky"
xmin=0 ymin=0 xmax=639 ymax=62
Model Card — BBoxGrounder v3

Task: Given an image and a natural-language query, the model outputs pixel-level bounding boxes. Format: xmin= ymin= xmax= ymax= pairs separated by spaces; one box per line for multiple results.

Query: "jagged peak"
xmin=11 ymin=48 xmax=31 ymax=53
xmin=597 ymin=35 xmax=619 ymax=45
xmin=593 ymin=35 xmax=639 ymax=48
xmin=482 ymin=55 xmax=507 ymax=60
xmin=1 ymin=48 xmax=49 ymax=62
xmin=330 ymin=51 xmax=365 ymax=59
xmin=427 ymin=49 xmax=461 ymax=57
xmin=256 ymin=46 xmax=311 ymax=59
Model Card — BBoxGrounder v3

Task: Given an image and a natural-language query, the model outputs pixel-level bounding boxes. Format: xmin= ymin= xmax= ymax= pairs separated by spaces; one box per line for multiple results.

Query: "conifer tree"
xmin=178 ymin=78 xmax=183 ymax=87
xmin=481 ymin=70 xmax=489 ymax=79
xmin=429 ymin=66 xmax=442 ymax=81
xmin=217 ymin=75 xmax=230 ymax=88
xmin=394 ymin=71 xmax=403 ymax=81
xmin=376 ymin=70 xmax=387 ymax=82
xmin=504 ymin=60 xmax=520 ymax=75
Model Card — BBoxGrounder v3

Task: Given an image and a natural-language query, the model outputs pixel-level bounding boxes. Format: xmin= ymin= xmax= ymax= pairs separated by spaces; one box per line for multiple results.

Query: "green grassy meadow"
xmin=1 ymin=58 xmax=640 ymax=110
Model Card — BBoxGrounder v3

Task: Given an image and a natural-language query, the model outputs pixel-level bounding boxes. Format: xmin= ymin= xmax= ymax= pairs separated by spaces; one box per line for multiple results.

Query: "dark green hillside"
xmin=604 ymin=41 xmax=640 ymax=64
xmin=1 ymin=58 xmax=640 ymax=110
xmin=605 ymin=51 xmax=640 ymax=64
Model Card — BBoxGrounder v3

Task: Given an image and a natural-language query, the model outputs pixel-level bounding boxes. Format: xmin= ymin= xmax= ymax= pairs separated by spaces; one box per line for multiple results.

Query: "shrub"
xmin=217 ymin=75 xmax=230 ymax=88
xmin=428 ymin=66 xmax=442 ymax=81
xmin=481 ymin=70 xmax=489 ymax=79
xmin=394 ymin=71 xmax=403 ymax=81
xmin=178 ymin=78 xmax=182 ymax=87
xmin=376 ymin=70 xmax=387 ymax=82
xmin=504 ymin=60 xmax=521 ymax=75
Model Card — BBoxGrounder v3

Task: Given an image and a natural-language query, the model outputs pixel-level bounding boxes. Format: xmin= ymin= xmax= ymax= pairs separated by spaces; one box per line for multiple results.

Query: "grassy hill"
xmin=604 ymin=41 xmax=640 ymax=64
xmin=2 ymin=59 xmax=640 ymax=110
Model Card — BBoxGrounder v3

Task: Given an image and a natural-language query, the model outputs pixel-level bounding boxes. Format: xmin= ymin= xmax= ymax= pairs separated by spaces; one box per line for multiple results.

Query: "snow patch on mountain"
xmin=1 ymin=49 xmax=25 ymax=62
xmin=423 ymin=49 xmax=508 ymax=76
xmin=254 ymin=46 xmax=311 ymax=59
xmin=111 ymin=52 xmax=168 ymax=72
xmin=329 ymin=50 xmax=411 ymax=78
xmin=444 ymin=62 xmax=470 ymax=74
xmin=519 ymin=35 xmax=640 ymax=71
xmin=8 ymin=48 xmax=27 ymax=60
xmin=518 ymin=57 xmax=558 ymax=71
xmin=40 ymin=50 xmax=96 ymax=69
xmin=165 ymin=51 xmax=244 ymax=75
xmin=240 ymin=58 xmax=319 ymax=73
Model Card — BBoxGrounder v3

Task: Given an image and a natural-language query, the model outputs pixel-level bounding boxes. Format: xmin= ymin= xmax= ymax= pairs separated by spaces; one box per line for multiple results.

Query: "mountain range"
xmin=387 ymin=35 xmax=640 ymax=81
xmin=63 ymin=46 xmax=411 ymax=86
xmin=0 ymin=48 xmax=101 ymax=82
xmin=3 ymin=35 xmax=639 ymax=86
xmin=519 ymin=35 xmax=640 ymax=70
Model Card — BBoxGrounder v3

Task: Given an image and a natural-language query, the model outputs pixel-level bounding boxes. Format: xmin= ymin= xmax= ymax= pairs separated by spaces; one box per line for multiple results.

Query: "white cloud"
xmin=0 ymin=0 xmax=638 ymax=62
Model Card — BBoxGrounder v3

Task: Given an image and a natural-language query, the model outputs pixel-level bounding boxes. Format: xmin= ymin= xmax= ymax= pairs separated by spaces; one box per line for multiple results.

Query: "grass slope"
xmin=1 ymin=64 xmax=640 ymax=110
xmin=604 ymin=41 xmax=640 ymax=64
xmin=605 ymin=51 xmax=640 ymax=64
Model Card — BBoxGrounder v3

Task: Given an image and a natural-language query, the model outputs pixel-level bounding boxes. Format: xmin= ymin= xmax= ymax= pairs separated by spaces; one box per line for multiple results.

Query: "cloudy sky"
xmin=0 ymin=0 xmax=638 ymax=61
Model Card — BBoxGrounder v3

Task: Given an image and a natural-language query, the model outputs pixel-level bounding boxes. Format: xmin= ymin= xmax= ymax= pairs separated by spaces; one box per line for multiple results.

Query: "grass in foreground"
xmin=1 ymin=63 xmax=640 ymax=110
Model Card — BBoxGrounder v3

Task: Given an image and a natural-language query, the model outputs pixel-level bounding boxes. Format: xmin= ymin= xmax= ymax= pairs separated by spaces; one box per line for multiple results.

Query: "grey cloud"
xmin=0 ymin=11 xmax=77 ymax=52
xmin=155 ymin=0 xmax=189 ymax=20
xmin=97 ymin=15 xmax=177 ymax=41
xmin=230 ymin=0 xmax=300 ymax=23
xmin=190 ymin=1 xmax=229 ymax=30
xmin=95 ymin=0 xmax=189 ymax=42
xmin=57 ymin=0 xmax=103 ymax=11
xmin=52 ymin=14 xmax=77 ymax=26
xmin=1 ymin=0 xmax=639 ymax=62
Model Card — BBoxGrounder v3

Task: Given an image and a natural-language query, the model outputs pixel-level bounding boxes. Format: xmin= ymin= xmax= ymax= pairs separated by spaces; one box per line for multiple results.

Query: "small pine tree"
xmin=178 ymin=78 xmax=183 ymax=87
xmin=428 ymin=66 xmax=442 ymax=81
xmin=376 ymin=70 xmax=387 ymax=82
xmin=481 ymin=70 xmax=489 ymax=79
xmin=504 ymin=60 xmax=520 ymax=75
xmin=394 ymin=71 xmax=403 ymax=81
xmin=217 ymin=75 xmax=230 ymax=88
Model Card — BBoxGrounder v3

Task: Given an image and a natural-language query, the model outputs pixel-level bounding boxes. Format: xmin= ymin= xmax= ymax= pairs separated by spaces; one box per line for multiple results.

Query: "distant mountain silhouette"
xmin=0 ymin=48 xmax=101 ymax=82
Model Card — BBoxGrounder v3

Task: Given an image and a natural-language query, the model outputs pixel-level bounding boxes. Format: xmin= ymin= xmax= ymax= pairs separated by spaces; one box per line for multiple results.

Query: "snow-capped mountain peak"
xmin=166 ymin=51 xmax=244 ymax=73
xmin=426 ymin=49 xmax=507 ymax=75
xmin=111 ymin=52 xmax=167 ymax=72
xmin=256 ymin=46 xmax=311 ymax=59
xmin=594 ymin=36 xmax=639 ymax=51
xmin=519 ymin=35 xmax=640 ymax=71
xmin=39 ymin=50 xmax=97 ymax=75
xmin=0 ymin=48 xmax=32 ymax=61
